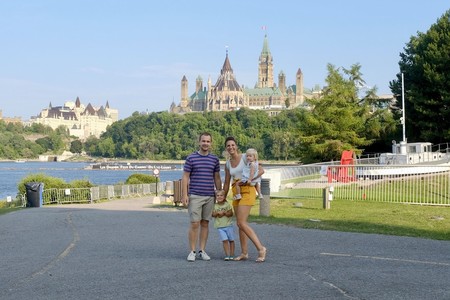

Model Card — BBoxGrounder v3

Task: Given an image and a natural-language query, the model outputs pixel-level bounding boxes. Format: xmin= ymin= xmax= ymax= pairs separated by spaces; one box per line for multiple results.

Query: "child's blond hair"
xmin=246 ymin=148 xmax=258 ymax=160
xmin=215 ymin=189 xmax=225 ymax=196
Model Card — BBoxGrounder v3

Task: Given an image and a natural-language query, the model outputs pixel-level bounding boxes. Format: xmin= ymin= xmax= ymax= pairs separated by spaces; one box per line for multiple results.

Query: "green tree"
xmin=84 ymin=136 xmax=100 ymax=156
xmin=297 ymin=64 xmax=389 ymax=163
xmin=390 ymin=10 xmax=450 ymax=143
xmin=49 ymin=133 xmax=65 ymax=154
xmin=70 ymin=140 xmax=83 ymax=154
xmin=98 ymin=137 xmax=115 ymax=157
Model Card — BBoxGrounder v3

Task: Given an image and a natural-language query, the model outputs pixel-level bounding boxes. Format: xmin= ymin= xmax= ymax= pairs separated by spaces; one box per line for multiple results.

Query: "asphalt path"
xmin=1 ymin=197 xmax=449 ymax=300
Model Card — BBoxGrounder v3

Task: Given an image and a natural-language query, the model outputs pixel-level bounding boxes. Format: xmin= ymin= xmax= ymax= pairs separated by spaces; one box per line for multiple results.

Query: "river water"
xmin=0 ymin=161 xmax=186 ymax=200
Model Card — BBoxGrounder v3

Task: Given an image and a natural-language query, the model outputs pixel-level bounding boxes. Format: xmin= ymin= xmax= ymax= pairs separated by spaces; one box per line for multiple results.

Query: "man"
xmin=181 ymin=132 xmax=222 ymax=262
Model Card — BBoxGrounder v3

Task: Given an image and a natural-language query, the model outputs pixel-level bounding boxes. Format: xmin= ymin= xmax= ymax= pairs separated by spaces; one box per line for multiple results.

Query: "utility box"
xmin=260 ymin=178 xmax=271 ymax=217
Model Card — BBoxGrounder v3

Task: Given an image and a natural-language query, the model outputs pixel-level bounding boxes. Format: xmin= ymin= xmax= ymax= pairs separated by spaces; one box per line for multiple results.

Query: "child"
xmin=234 ymin=148 xmax=264 ymax=200
xmin=212 ymin=189 xmax=235 ymax=261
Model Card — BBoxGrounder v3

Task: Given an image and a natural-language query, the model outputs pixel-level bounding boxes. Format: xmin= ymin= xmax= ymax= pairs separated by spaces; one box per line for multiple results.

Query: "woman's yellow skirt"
xmin=232 ymin=180 xmax=256 ymax=207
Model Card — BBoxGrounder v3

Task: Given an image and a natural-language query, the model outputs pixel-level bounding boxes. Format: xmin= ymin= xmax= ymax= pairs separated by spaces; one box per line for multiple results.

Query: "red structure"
xmin=327 ymin=150 xmax=357 ymax=183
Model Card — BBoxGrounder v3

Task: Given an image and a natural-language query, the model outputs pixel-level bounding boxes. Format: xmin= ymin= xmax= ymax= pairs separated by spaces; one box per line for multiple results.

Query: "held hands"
xmin=214 ymin=211 xmax=225 ymax=218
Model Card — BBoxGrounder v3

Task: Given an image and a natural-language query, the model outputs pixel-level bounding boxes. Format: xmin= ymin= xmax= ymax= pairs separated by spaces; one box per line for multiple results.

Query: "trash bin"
xmin=25 ymin=182 xmax=44 ymax=207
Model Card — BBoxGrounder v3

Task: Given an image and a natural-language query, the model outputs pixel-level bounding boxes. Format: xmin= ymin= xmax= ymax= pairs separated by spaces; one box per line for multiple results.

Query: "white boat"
xmin=379 ymin=141 xmax=450 ymax=165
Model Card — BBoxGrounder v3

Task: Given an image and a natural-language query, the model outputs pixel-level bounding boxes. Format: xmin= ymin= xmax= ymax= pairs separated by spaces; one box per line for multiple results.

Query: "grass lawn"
xmin=249 ymin=197 xmax=450 ymax=241
xmin=0 ymin=207 xmax=22 ymax=215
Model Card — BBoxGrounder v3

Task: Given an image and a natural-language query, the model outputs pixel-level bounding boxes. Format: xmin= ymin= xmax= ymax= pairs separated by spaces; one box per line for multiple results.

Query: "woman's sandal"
xmin=233 ymin=253 xmax=249 ymax=261
xmin=256 ymin=247 xmax=267 ymax=263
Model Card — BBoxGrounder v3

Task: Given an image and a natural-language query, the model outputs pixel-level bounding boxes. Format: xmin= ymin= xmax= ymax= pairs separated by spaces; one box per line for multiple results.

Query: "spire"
xmin=214 ymin=50 xmax=241 ymax=92
xmin=221 ymin=50 xmax=233 ymax=74
xmin=261 ymin=34 xmax=271 ymax=56
xmin=258 ymin=34 xmax=274 ymax=88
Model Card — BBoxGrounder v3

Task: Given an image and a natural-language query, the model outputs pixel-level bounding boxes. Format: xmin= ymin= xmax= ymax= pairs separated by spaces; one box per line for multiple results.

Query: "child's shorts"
xmin=218 ymin=226 xmax=235 ymax=241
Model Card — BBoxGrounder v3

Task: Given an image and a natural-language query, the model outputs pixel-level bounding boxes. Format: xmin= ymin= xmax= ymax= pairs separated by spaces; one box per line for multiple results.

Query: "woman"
xmin=223 ymin=136 xmax=267 ymax=262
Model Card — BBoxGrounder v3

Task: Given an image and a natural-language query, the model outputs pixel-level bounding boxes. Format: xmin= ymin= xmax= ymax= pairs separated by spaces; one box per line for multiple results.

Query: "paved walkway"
xmin=1 ymin=197 xmax=450 ymax=300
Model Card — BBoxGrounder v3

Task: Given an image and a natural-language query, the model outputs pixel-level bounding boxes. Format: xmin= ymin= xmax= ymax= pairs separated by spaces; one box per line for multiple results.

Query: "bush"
xmin=125 ymin=173 xmax=158 ymax=184
xmin=17 ymin=173 xmax=67 ymax=196
xmin=69 ymin=179 xmax=94 ymax=188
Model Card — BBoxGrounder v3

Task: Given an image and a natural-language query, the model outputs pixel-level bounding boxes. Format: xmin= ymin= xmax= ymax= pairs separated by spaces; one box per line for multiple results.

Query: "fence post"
xmin=260 ymin=178 xmax=270 ymax=217
xmin=323 ymin=187 xmax=331 ymax=209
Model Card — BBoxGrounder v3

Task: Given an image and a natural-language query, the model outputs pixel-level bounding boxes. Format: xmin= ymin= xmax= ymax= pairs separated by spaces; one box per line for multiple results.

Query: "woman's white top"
xmin=226 ymin=155 xmax=247 ymax=181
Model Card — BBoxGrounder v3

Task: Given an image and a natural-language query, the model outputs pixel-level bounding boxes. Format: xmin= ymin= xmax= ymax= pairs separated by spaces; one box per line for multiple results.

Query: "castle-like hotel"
xmin=170 ymin=35 xmax=319 ymax=115
xmin=31 ymin=97 xmax=118 ymax=140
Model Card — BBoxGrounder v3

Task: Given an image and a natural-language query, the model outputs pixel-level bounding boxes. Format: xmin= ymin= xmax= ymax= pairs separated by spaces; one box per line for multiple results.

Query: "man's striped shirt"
xmin=184 ymin=151 xmax=220 ymax=196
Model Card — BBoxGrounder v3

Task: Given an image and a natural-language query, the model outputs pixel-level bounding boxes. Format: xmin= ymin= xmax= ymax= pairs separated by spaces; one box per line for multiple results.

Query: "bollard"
xmin=173 ymin=179 xmax=182 ymax=206
xmin=260 ymin=178 xmax=271 ymax=216
xmin=323 ymin=187 xmax=331 ymax=209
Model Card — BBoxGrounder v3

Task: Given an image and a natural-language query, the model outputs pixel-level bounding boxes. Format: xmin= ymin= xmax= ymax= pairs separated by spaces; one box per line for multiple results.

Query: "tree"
xmin=390 ymin=10 xmax=450 ymax=144
xmin=297 ymin=63 xmax=394 ymax=163
xmin=70 ymin=140 xmax=83 ymax=154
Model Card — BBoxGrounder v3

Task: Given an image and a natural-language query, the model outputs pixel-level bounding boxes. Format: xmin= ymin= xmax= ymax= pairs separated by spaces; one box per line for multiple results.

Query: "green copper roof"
xmin=244 ymin=87 xmax=282 ymax=97
xmin=261 ymin=34 xmax=270 ymax=55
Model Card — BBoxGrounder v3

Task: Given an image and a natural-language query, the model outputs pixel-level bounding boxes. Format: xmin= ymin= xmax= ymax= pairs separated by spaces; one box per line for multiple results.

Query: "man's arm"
xmin=214 ymin=171 xmax=222 ymax=191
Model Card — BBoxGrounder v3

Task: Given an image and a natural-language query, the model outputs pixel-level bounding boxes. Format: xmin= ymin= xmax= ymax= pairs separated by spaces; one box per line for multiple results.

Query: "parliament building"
xmin=170 ymin=35 xmax=318 ymax=115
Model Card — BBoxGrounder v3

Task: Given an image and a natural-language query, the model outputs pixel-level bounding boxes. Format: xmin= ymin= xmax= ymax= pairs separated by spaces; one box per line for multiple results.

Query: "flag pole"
xmin=401 ymin=73 xmax=406 ymax=143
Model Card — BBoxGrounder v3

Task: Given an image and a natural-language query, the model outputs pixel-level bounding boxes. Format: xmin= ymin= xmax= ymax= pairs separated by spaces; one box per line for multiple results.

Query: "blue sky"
xmin=0 ymin=1 xmax=448 ymax=120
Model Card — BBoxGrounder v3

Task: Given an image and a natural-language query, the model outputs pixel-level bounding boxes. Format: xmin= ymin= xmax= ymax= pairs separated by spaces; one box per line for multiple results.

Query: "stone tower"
xmin=278 ymin=70 xmax=286 ymax=94
xmin=195 ymin=76 xmax=203 ymax=93
xmin=257 ymin=34 xmax=274 ymax=88
xmin=180 ymin=75 xmax=188 ymax=108
xmin=296 ymin=68 xmax=304 ymax=105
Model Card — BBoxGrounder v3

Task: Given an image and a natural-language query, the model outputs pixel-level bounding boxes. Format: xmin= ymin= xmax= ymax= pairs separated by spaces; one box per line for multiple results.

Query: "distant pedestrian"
xmin=181 ymin=132 xmax=222 ymax=262
xmin=212 ymin=189 xmax=235 ymax=261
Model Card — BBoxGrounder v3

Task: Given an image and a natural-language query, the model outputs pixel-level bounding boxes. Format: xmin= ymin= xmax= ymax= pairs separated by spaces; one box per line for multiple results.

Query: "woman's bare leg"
xmin=235 ymin=205 xmax=264 ymax=252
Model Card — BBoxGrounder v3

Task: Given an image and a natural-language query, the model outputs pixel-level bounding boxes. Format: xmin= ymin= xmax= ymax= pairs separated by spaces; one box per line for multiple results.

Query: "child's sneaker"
xmin=233 ymin=194 xmax=242 ymax=200
xmin=224 ymin=256 xmax=230 ymax=261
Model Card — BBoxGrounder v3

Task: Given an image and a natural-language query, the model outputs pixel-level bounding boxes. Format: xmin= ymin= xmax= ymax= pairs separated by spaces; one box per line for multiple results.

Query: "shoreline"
xmin=1 ymin=157 xmax=300 ymax=166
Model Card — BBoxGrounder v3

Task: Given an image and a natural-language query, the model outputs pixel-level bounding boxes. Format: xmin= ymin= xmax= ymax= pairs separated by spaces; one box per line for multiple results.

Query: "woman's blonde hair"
xmin=246 ymin=148 xmax=258 ymax=160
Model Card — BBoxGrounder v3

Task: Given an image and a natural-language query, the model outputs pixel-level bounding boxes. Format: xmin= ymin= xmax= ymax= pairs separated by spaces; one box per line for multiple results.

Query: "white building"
xmin=31 ymin=97 xmax=118 ymax=140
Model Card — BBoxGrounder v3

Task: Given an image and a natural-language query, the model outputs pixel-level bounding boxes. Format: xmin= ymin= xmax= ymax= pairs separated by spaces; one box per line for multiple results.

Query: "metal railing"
xmin=42 ymin=182 xmax=165 ymax=205
xmin=277 ymin=164 xmax=450 ymax=206
xmin=16 ymin=163 xmax=450 ymax=207
xmin=0 ymin=194 xmax=26 ymax=208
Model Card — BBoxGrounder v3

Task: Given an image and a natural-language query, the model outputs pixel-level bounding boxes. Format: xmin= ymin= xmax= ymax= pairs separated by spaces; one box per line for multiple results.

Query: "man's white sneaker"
xmin=187 ymin=251 xmax=196 ymax=262
xmin=198 ymin=251 xmax=211 ymax=261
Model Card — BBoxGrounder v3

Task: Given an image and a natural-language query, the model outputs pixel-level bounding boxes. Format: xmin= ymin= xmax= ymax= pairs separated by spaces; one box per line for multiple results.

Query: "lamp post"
xmin=153 ymin=168 xmax=160 ymax=204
